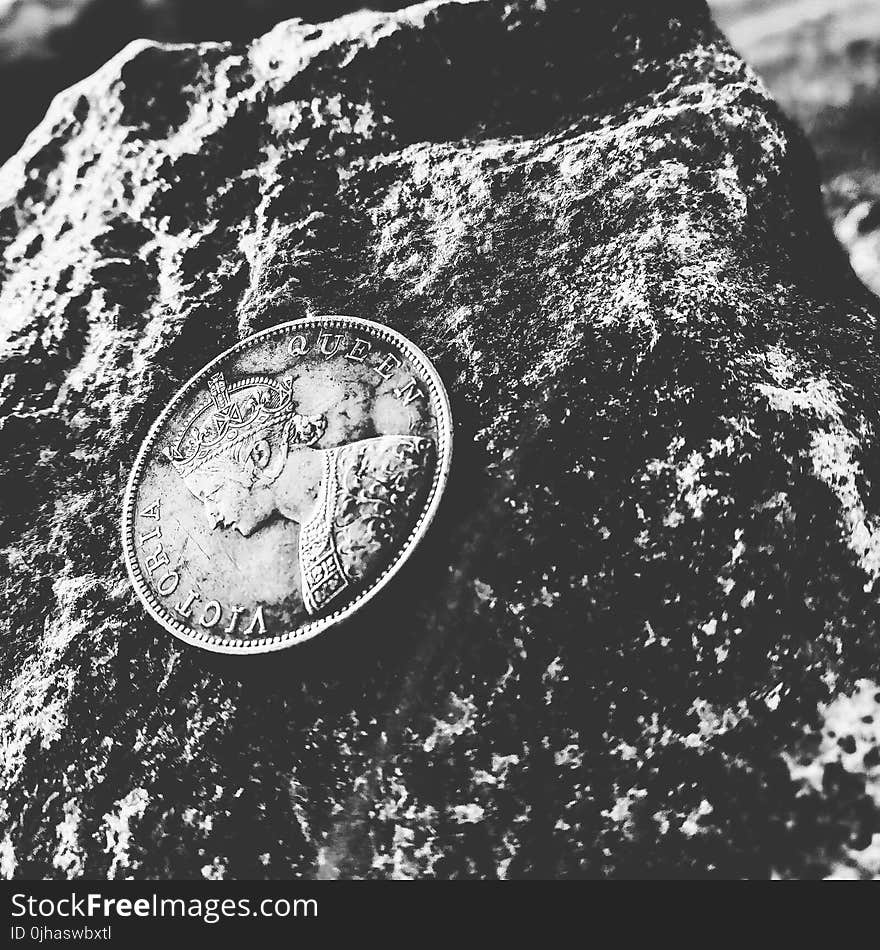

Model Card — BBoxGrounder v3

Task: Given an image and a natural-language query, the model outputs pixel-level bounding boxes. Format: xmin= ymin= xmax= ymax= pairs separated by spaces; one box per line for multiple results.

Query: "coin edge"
xmin=121 ymin=315 xmax=453 ymax=654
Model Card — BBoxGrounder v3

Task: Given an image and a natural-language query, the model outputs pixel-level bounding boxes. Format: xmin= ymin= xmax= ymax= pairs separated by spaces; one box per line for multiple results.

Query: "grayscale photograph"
xmin=0 ymin=0 xmax=878 ymax=915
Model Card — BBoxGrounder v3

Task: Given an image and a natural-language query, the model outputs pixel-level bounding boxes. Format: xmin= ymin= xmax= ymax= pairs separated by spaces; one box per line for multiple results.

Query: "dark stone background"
xmin=1 ymin=0 xmax=880 ymax=880
xmin=2 ymin=1 xmax=879 ymax=294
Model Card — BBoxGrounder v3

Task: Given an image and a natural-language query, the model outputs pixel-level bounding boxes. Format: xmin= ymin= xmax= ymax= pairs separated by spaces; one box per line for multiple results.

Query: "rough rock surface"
xmin=2 ymin=0 xmax=880 ymax=880
xmin=0 ymin=0 xmax=410 ymax=163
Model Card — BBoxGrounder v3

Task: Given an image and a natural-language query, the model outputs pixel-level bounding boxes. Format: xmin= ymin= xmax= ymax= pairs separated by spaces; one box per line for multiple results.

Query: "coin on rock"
xmin=122 ymin=316 xmax=453 ymax=653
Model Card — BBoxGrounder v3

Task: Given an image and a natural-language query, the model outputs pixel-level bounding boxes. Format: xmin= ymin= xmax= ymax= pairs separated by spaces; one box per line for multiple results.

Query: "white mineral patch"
xmin=683 ymin=698 xmax=749 ymax=747
xmin=756 ymin=346 xmax=880 ymax=586
xmin=450 ymin=803 xmax=485 ymax=824
xmin=52 ymin=798 xmax=85 ymax=878
xmin=785 ymin=679 xmax=880 ymax=805
xmin=0 ymin=833 xmax=16 ymax=879
xmin=103 ymin=787 xmax=149 ymax=880
xmin=422 ymin=692 xmax=477 ymax=753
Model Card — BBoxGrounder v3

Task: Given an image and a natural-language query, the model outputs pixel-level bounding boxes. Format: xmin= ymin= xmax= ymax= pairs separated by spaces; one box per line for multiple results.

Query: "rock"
xmin=1 ymin=0 xmax=880 ymax=880
xmin=714 ymin=0 xmax=880 ymax=297
xmin=0 ymin=1 xmax=411 ymax=164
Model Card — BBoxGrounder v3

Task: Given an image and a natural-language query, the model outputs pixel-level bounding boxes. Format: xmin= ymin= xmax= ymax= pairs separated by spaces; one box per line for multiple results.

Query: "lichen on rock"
xmin=1 ymin=0 xmax=880 ymax=879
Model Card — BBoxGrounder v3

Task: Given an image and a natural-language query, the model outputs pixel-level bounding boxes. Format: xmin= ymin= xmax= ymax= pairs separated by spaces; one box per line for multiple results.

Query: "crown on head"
xmin=163 ymin=372 xmax=314 ymax=478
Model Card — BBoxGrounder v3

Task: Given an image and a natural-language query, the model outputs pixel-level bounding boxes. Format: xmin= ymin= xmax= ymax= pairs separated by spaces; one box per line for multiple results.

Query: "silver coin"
xmin=122 ymin=316 xmax=453 ymax=653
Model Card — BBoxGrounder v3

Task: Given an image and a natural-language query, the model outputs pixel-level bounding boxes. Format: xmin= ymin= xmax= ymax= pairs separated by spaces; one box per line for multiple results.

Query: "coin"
xmin=122 ymin=316 xmax=453 ymax=653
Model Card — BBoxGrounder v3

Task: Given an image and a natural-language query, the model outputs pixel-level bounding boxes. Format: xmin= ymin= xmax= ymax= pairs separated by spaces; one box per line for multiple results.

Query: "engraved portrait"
xmin=163 ymin=371 xmax=435 ymax=615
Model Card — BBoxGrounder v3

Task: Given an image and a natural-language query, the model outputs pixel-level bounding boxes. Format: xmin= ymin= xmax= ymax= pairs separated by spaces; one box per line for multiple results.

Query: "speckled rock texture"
xmin=0 ymin=0 xmax=410 ymax=162
xmin=2 ymin=0 xmax=880 ymax=880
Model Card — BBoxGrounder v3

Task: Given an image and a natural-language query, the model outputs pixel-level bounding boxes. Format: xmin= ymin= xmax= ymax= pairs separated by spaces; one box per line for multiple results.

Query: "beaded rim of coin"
xmin=121 ymin=315 xmax=453 ymax=654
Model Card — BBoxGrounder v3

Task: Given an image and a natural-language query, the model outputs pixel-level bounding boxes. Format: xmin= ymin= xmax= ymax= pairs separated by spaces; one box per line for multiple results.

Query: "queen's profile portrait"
xmin=164 ymin=371 xmax=434 ymax=615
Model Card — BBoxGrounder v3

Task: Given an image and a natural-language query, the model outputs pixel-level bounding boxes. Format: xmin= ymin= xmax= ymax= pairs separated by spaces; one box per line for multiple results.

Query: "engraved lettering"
xmin=140 ymin=524 xmax=162 ymax=544
xmin=175 ymin=589 xmax=199 ymax=618
xmin=393 ymin=377 xmax=422 ymax=405
xmin=346 ymin=338 xmax=372 ymax=363
xmin=225 ymin=605 xmax=245 ymax=634
xmin=318 ymin=332 xmax=345 ymax=357
xmin=199 ymin=600 xmax=222 ymax=628
xmin=144 ymin=546 xmax=170 ymax=574
xmin=141 ymin=501 xmax=161 ymax=520
xmin=287 ymin=334 xmax=308 ymax=356
xmin=156 ymin=571 xmax=180 ymax=596
xmin=244 ymin=605 xmax=267 ymax=636
xmin=375 ymin=353 xmax=402 ymax=381
xmin=125 ymin=315 xmax=453 ymax=651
